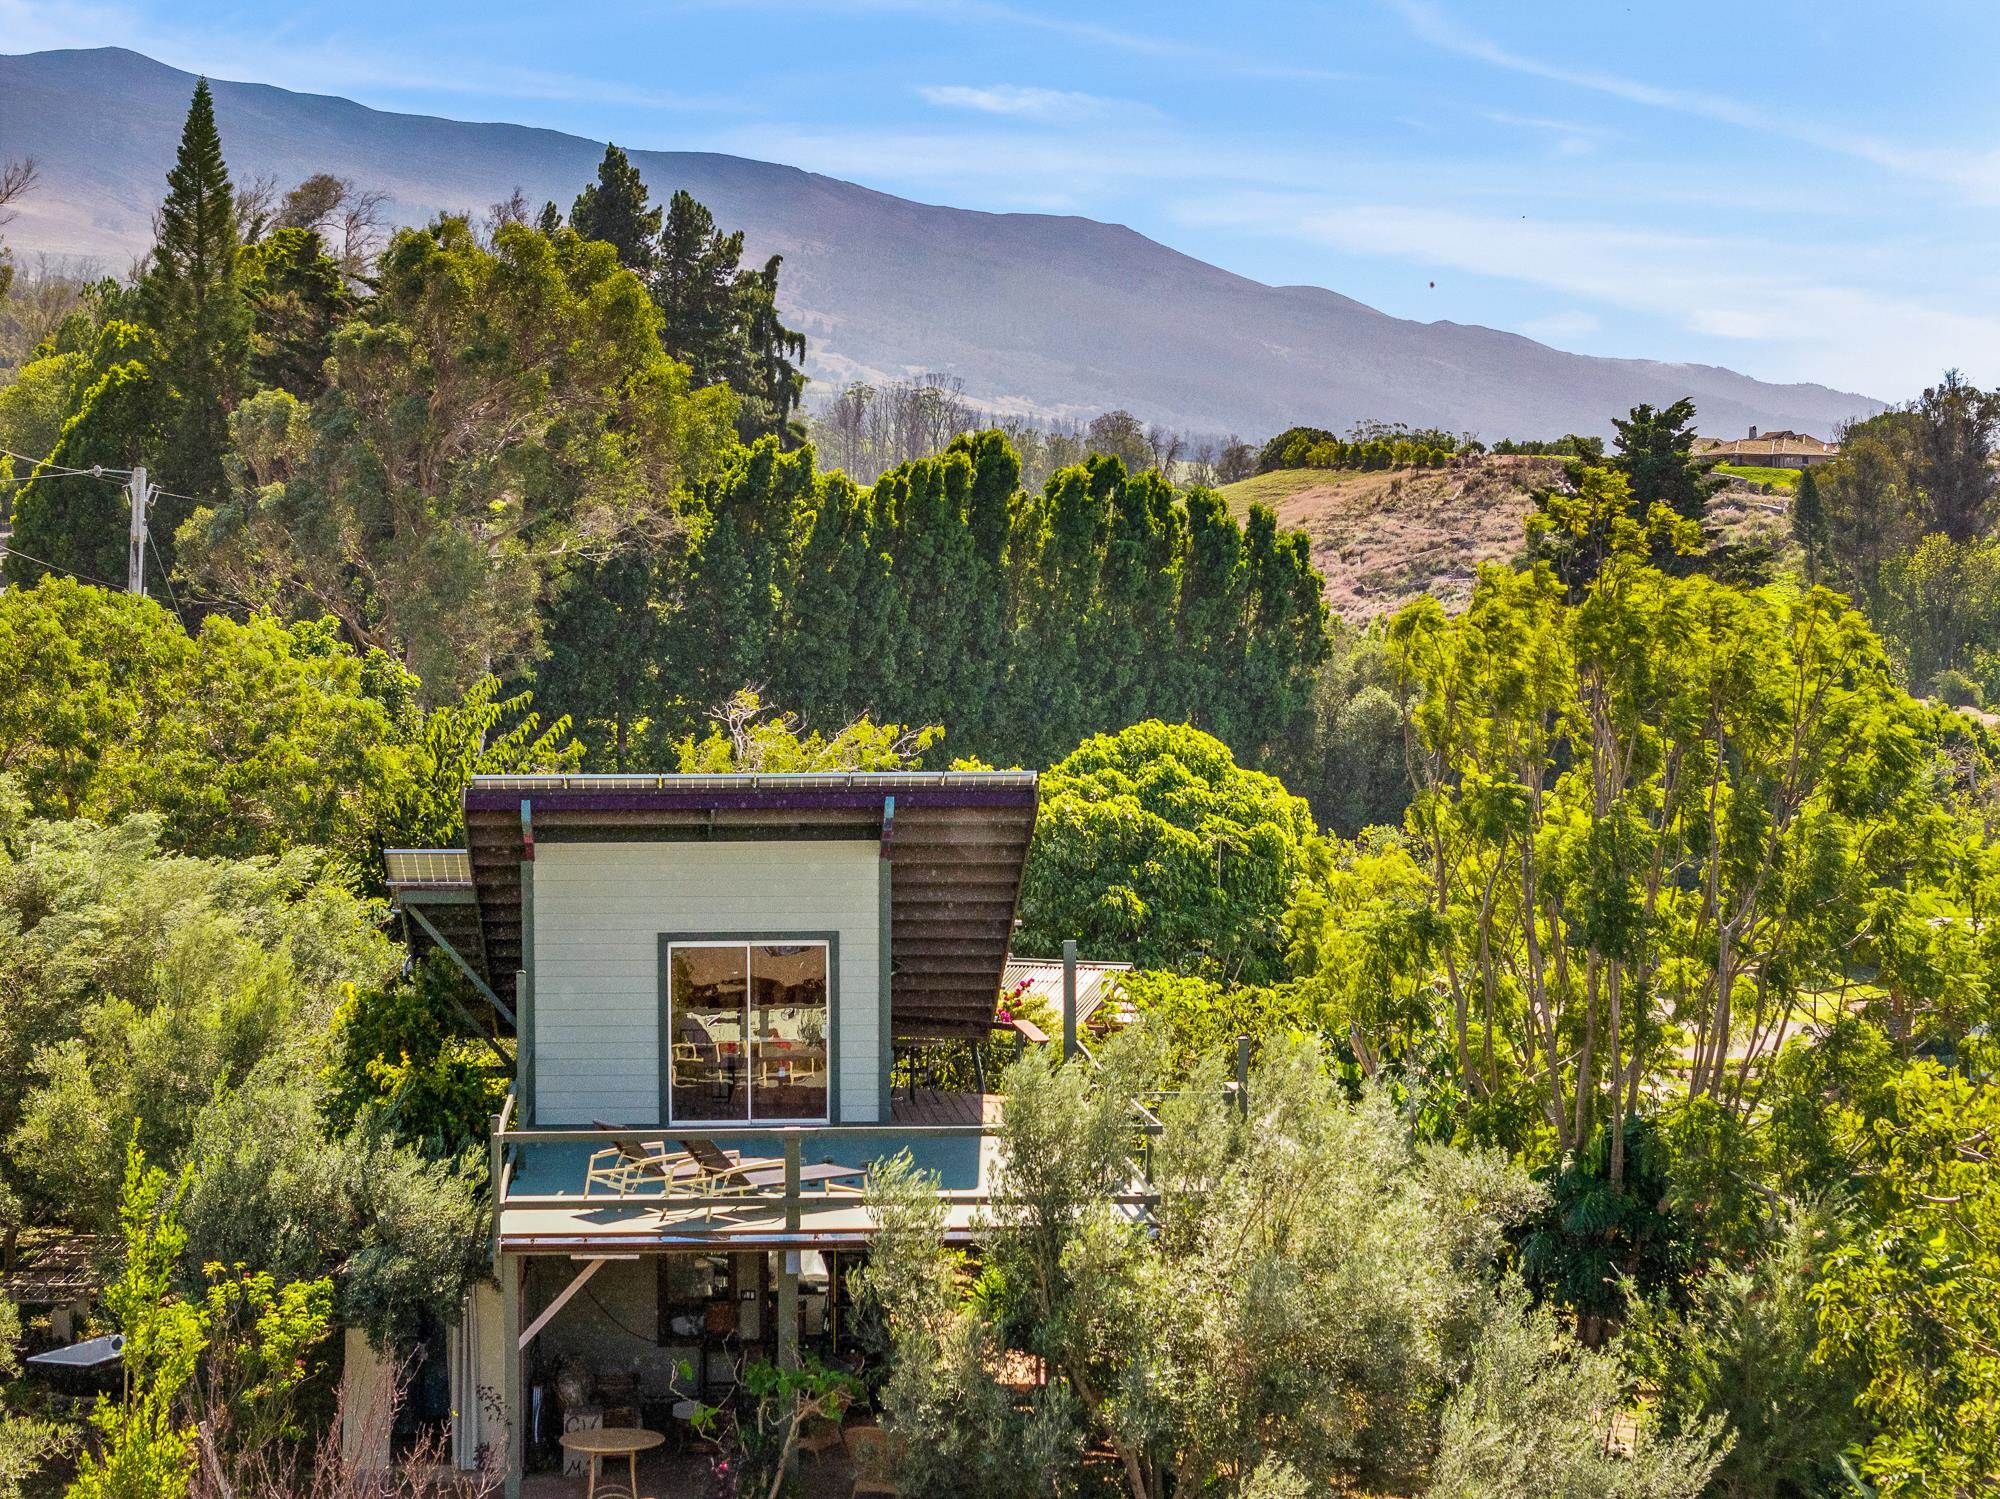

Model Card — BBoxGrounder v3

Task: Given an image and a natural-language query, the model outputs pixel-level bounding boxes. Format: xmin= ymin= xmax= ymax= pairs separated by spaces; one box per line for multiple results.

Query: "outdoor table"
xmin=559 ymin=1425 xmax=663 ymax=1499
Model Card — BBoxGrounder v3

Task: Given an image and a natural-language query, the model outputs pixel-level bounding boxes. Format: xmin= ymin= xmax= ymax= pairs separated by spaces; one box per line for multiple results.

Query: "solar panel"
xmin=382 ymin=848 xmax=473 ymax=887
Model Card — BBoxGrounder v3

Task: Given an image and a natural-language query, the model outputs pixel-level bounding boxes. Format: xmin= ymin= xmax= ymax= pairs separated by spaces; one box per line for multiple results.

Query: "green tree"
xmin=0 ymin=1297 xmax=68 ymax=1499
xmin=1361 ymin=553 xmax=1955 ymax=1181
xmin=239 ymin=226 xmax=351 ymax=399
xmin=4 ymin=320 xmax=167 ymax=588
xmin=1816 ymin=427 xmax=1919 ymax=605
xmin=569 ymin=143 xmax=661 ymax=275
xmin=69 ymin=1141 xmax=209 ymax=1499
xmin=646 ymin=189 xmax=805 ymax=444
xmin=1017 ymin=721 xmax=1330 ymax=983
xmin=1815 ymin=1061 xmax=2000 ymax=1496
xmin=1623 ymin=1201 xmax=1867 ymax=1499
xmin=1525 ymin=461 xmax=1699 ymax=596
xmin=323 ymin=953 xmax=508 ymax=1158
xmin=652 ymin=189 xmax=744 ymax=390
xmin=180 ymin=218 xmax=736 ymax=694
xmin=0 ymin=805 xmax=398 ymax=1230
xmin=1430 ymin=1286 xmax=1727 ymax=1499
xmin=728 ymin=251 xmax=807 ymax=444
xmin=1790 ymin=464 xmax=1828 ymax=584
xmin=534 ymin=546 xmax=667 ymax=768
xmin=1876 ymin=533 xmax=2000 ymax=690
xmin=860 ymin=1037 xmax=1551 ymax=1498
xmin=179 ymin=1056 xmax=491 ymax=1347
xmin=1611 ymin=397 xmax=1721 ymax=532
xmin=138 ymin=78 xmax=253 ymax=557
xmin=1909 ymin=368 xmax=2000 ymax=543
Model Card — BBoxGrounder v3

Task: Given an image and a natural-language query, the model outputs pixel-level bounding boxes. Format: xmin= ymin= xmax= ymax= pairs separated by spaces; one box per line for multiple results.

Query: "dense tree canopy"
xmin=1017 ymin=722 xmax=1329 ymax=982
xmin=179 ymin=217 xmax=737 ymax=693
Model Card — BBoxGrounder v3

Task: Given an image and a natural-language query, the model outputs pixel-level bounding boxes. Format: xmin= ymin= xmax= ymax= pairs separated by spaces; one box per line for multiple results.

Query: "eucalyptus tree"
xmin=1347 ymin=519 xmax=1964 ymax=1185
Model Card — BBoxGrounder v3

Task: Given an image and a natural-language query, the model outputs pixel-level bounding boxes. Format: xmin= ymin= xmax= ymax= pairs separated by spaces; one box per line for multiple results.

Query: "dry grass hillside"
xmin=1221 ymin=458 xmax=1799 ymax=623
xmin=1218 ymin=456 xmax=1561 ymax=621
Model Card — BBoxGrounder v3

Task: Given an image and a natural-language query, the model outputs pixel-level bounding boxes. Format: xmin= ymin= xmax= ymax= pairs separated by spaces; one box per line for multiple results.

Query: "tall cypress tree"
xmin=954 ymin=430 xmax=1019 ymax=742
xmin=1792 ymin=467 xmax=1828 ymax=585
xmin=139 ymin=78 xmax=251 ymax=562
xmin=1176 ymin=486 xmax=1248 ymax=740
xmin=569 ymin=144 xmax=661 ymax=275
xmin=730 ymin=253 xmax=807 ymax=446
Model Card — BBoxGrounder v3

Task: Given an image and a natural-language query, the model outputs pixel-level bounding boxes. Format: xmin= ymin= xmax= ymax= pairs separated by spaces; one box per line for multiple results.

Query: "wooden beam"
xmin=517 ymin=1255 xmax=631 ymax=1350
xmin=403 ymin=904 xmax=519 ymax=1034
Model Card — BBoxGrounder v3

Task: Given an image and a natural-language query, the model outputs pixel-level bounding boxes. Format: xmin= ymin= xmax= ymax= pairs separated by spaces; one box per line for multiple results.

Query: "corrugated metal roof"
xmin=1001 ymin=958 xmax=1136 ymax=1028
xmin=470 ymin=770 xmax=1038 ymax=793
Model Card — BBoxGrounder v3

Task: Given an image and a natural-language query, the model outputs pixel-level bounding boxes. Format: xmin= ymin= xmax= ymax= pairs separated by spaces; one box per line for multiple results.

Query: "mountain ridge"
xmin=0 ymin=46 xmax=1883 ymax=439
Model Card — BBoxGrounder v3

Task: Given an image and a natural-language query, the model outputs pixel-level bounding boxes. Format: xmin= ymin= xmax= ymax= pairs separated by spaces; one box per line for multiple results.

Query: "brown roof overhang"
xmin=461 ymin=772 xmax=1039 ymax=1041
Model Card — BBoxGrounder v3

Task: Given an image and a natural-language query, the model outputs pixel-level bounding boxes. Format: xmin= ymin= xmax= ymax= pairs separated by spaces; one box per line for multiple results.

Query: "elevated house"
xmin=376 ymin=770 xmax=1123 ymax=1493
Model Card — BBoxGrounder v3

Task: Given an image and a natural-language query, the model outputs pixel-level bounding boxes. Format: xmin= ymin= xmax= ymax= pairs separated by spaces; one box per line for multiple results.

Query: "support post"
xmin=1061 ymin=939 xmax=1079 ymax=1062
xmin=778 ymin=1141 xmax=802 ymax=1484
xmin=778 ymin=1140 xmax=801 ymax=1369
xmin=126 ymin=465 xmax=148 ymax=596
xmin=516 ymin=967 xmax=531 ymax=1125
xmin=1235 ymin=1034 xmax=1252 ymax=1117
xmin=500 ymin=1257 xmax=523 ymax=1499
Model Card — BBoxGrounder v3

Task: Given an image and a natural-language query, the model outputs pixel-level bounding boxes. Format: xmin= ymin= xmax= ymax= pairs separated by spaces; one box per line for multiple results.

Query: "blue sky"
xmin=8 ymin=0 xmax=1998 ymax=400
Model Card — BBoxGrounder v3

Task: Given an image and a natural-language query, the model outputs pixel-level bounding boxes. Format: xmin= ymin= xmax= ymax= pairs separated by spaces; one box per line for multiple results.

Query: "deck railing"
xmin=485 ymin=1097 xmax=1163 ymax=1235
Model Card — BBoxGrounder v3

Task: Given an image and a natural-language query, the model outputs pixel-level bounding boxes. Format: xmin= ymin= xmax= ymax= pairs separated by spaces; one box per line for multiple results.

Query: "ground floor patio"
xmin=517 ymin=1433 xmax=872 ymax=1499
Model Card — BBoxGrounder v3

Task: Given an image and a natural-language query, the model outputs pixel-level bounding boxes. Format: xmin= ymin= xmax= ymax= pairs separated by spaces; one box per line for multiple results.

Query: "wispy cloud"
xmin=1179 ymin=190 xmax=1995 ymax=394
xmin=915 ymin=83 xmax=1142 ymax=123
xmin=1480 ymin=110 xmax=1610 ymax=158
xmin=684 ymin=0 xmax=1354 ymax=82
xmin=1521 ymin=310 xmax=1602 ymax=343
xmin=1388 ymin=0 xmax=2000 ymax=204
xmin=0 ymin=0 xmax=741 ymax=111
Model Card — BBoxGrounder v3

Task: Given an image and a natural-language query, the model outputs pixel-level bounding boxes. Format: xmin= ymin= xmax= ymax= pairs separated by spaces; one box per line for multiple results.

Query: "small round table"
xmin=560 ymin=1426 xmax=664 ymax=1499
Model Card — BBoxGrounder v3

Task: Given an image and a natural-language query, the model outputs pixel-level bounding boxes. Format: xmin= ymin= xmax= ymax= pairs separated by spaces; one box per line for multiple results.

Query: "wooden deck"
xmin=891 ymin=1090 xmax=1000 ymax=1126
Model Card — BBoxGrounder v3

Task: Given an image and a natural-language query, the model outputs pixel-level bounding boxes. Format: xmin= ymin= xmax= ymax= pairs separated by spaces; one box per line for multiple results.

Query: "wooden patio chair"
xmin=648 ymin=1136 xmax=866 ymax=1220
xmin=844 ymin=1424 xmax=901 ymax=1497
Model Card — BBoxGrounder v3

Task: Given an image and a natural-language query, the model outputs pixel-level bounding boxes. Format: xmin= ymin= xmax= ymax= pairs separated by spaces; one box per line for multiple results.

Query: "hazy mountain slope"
xmin=0 ymin=46 xmax=1883 ymax=439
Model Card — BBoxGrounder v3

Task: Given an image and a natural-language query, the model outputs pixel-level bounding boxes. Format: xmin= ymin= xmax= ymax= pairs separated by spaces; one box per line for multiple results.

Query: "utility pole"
xmin=125 ymin=465 xmax=148 ymax=596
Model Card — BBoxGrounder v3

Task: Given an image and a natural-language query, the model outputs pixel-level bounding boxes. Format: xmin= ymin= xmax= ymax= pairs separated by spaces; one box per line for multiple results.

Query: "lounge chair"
xmin=675 ymin=1135 xmax=867 ymax=1194
xmin=584 ymin=1125 xmax=740 ymax=1197
xmin=640 ymin=1136 xmax=867 ymax=1220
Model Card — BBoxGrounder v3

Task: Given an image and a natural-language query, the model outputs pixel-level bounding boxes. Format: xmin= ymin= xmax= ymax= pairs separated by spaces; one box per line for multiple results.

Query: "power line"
xmin=146 ymin=530 xmax=186 ymax=627
xmin=0 ymin=543 xmax=126 ymax=591
xmin=0 ymin=448 xmax=135 ymax=480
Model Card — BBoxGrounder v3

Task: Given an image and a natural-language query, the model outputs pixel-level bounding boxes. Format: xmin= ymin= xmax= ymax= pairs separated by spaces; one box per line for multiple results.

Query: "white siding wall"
xmin=530 ymin=840 xmax=883 ymax=1125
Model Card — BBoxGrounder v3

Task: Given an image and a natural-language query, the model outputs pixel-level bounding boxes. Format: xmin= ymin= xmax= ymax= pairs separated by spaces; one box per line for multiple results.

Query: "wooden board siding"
xmin=531 ymin=840 xmax=884 ymax=1126
xmin=465 ymin=775 xmax=1038 ymax=1043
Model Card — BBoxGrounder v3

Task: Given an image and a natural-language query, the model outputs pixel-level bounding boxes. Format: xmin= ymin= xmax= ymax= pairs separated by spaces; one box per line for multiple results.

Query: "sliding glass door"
xmin=667 ymin=940 xmax=829 ymax=1122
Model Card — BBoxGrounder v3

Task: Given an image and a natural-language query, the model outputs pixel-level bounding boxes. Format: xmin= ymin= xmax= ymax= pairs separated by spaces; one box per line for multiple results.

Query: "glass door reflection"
xmin=749 ymin=943 xmax=828 ymax=1120
xmin=669 ymin=940 xmax=829 ymax=1122
xmin=669 ymin=943 xmax=749 ymax=1120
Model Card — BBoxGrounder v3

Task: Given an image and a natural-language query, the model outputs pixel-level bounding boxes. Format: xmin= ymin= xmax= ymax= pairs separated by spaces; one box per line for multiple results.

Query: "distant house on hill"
xmin=1694 ymin=426 xmax=1839 ymax=469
